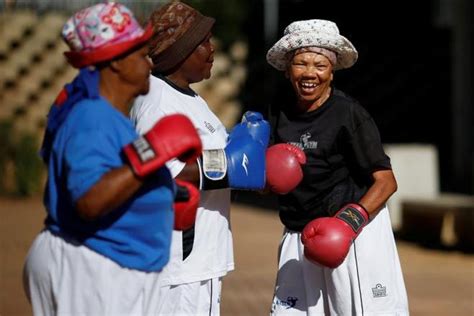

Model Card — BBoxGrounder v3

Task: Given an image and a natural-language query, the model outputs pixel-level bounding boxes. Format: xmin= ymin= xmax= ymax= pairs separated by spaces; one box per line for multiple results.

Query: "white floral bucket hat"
xmin=266 ymin=19 xmax=358 ymax=71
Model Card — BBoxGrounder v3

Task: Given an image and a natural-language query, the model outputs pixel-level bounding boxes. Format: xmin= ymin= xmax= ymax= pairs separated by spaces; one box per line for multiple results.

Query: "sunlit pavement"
xmin=1 ymin=198 xmax=473 ymax=316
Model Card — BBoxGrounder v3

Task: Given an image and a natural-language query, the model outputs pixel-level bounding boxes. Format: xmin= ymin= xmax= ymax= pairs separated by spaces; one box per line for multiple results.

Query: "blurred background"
xmin=0 ymin=0 xmax=473 ymax=315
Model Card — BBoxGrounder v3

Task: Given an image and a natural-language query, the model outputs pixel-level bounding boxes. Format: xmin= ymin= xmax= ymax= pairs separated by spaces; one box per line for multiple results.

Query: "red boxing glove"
xmin=266 ymin=144 xmax=306 ymax=194
xmin=173 ymin=180 xmax=200 ymax=231
xmin=301 ymin=203 xmax=369 ymax=268
xmin=123 ymin=114 xmax=202 ymax=178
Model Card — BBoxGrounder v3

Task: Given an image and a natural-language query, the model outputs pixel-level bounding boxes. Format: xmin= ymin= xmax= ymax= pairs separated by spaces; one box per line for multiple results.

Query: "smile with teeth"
xmin=299 ymin=82 xmax=317 ymax=90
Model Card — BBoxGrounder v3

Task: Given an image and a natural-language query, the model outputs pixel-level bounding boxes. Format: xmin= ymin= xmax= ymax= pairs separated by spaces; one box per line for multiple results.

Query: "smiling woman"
xmin=286 ymin=50 xmax=334 ymax=112
xmin=266 ymin=19 xmax=410 ymax=316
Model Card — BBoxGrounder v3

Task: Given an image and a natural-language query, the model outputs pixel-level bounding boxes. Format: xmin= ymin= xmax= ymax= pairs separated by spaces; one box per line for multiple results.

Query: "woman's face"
xmin=286 ymin=51 xmax=334 ymax=111
xmin=118 ymin=44 xmax=153 ymax=96
xmin=180 ymin=32 xmax=215 ymax=84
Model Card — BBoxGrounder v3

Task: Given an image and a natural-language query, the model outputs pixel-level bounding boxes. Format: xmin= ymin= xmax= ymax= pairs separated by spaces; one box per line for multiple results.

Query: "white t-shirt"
xmin=130 ymin=75 xmax=234 ymax=286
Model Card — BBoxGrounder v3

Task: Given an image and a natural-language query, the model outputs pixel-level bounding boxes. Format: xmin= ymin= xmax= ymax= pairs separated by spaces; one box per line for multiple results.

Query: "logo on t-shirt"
xmin=289 ymin=132 xmax=318 ymax=150
xmin=204 ymin=121 xmax=216 ymax=133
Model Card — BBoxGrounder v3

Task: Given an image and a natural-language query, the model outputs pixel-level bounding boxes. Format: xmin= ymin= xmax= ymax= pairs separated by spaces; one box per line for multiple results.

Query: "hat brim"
xmin=266 ymin=31 xmax=358 ymax=71
xmin=64 ymin=23 xmax=154 ymax=68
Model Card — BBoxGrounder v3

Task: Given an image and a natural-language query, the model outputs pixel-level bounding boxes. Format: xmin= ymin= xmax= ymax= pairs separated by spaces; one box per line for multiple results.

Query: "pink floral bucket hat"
xmin=62 ymin=2 xmax=152 ymax=68
xmin=266 ymin=19 xmax=358 ymax=71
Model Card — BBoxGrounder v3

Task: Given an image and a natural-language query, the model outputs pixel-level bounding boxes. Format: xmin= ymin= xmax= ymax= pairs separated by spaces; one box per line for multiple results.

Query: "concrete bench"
xmin=400 ymin=193 xmax=474 ymax=251
xmin=384 ymin=144 xmax=440 ymax=231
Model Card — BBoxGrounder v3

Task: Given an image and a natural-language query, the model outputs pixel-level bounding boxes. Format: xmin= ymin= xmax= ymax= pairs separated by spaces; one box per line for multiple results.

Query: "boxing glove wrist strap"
xmin=335 ymin=203 xmax=369 ymax=234
xmin=197 ymin=149 xmax=229 ymax=190
xmin=123 ymin=136 xmax=162 ymax=178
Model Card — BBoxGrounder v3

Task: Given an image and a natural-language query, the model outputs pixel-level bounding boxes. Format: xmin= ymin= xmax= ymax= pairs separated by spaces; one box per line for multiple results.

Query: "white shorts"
xmin=155 ymin=277 xmax=222 ymax=315
xmin=270 ymin=207 xmax=409 ymax=316
xmin=23 ymin=230 xmax=163 ymax=316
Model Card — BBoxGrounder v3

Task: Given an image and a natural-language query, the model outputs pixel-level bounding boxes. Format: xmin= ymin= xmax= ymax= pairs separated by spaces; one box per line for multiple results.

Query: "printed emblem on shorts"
xmin=133 ymin=137 xmax=155 ymax=162
xmin=372 ymin=284 xmax=387 ymax=298
xmin=273 ymin=296 xmax=299 ymax=309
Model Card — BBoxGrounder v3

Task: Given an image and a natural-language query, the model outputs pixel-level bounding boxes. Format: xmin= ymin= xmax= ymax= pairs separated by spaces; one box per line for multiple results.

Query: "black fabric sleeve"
xmin=344 ymin=105 xmax=391 ymax=176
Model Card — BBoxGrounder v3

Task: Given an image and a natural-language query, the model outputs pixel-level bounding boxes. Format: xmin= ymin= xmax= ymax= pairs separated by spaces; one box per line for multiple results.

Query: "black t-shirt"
xmin=271 ymin=88 xmax=392 ymax=231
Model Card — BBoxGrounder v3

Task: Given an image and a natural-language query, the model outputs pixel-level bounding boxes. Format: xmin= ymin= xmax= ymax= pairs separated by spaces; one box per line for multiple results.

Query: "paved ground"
xmin=1 ymin=196 xmax=473 ymax=315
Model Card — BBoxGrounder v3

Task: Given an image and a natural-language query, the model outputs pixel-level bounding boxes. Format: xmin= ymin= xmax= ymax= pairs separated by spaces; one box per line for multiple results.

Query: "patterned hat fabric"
xmin=62 ymin=2 xmax=153 ymax=68
xmin=149 ymin=1 xmax=215 ymax=73
xmin=266 ymin=19 xmax=358 ymax=71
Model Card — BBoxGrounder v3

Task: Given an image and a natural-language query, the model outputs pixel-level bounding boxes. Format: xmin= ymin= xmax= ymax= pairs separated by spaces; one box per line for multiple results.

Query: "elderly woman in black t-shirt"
xmin=266 ymin=19 xmax=409 ymax=316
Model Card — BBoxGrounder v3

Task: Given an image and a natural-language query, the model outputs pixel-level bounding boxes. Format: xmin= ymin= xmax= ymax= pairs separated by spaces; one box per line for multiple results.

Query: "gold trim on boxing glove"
xmin=336 ymin=204 xmax=368 ymax=233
